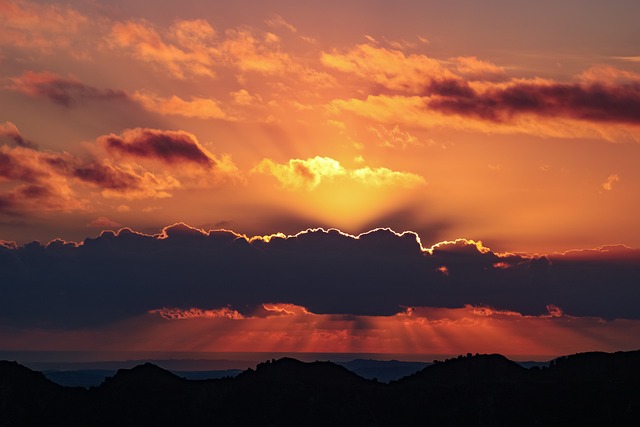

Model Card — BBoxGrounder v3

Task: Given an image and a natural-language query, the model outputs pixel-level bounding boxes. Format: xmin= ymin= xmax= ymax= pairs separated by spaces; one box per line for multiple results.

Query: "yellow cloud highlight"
xmin=253 ymin=156 xmax=425 ymax=190
xmin=253 ymin=156 xmax=345 ymax=190
xmin=350 ymin=167 xmax=425 ymax=188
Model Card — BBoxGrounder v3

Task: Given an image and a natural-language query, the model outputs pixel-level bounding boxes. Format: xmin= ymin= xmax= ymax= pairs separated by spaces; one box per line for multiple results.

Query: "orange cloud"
xmin=260 ymin=303 xmax=312 ymax=316
xmin=0 ymin=131 xmax=234 ymax=214
xmin=602 ymin=174 xmax=620 ymax=191
xmin=367 ymin=125 xmax=420 ymax=148
xmin=450 ymin=56 xmax=506 ymax=81
xmin=332 ymin=91 xmax=640 ymax=142
xmin=150 ymin=307 xmax=244 ymax=320
xmin=131 ymin=92 xmax=230 ymax=120
xmin=0 ymin=0 xmax=87 ymax=51
xmin=230 ymin=89 xmax=263 ymax=106
xmin=220 ymin=28 xmax=333 ymax=86
xmin=108 ymin=20 xmax=216 ymax=79
xmin=322 ymin=43 xmax=454 ymax=93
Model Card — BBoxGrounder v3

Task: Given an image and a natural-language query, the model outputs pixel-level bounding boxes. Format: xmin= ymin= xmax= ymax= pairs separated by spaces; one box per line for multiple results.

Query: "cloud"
xmin=230 ymin=89 xmax=262 ymax=106
xmin=450 ymin=56 xmax=506 ymax=81
xmin=221 ymin=29 xmax=294 ymax=75
xmin=87 ymin=216 xmax=121 ymax=229
xmin=332 ymin=90 xmax=640 ymax=142
xmin=0 ymin=0 xmax=88 ymax=52
xmin=427 ymin=78 xmax=640 ymax=125
xmin=602 ymin=174 xmax=620 ymax=191
xmin=131 ymin=92 xmax=230 ymax=120
xmin=350 ymin=167 xmax=426 ymax=187
xmin=0 ymin=144 xmax=180 ymax=207
xmin=265 ymin=14 xmax=297 ymax=33
xmin=613 ymin=56 xmax=640 ymax=63
xmin=321 ymin=44 xmax=454 ymax=93
xmin=253 ymin=156 xmax=425 ymax=190
xmin=0 ymin=121 xmax=36 ymax=149
xmin=149 ymin=306 xmax=244 ymax=320
xmin=94 ymin=129 xmax=242 ymax=193
xmin=108 ymin=19 xmax=216 ymax=79
xmin=0 ymin=145 xmax=80 ymax=212
xmin=7 ymin=302 xmax=640 ymax=355
xmin=1 ymin=224 xmax=639 ymax=330
xmin=252 ymin=157 xmax=346 ymax=190
xmin=322 ymin=43 xmax=640 ymax=141
xmin=368 ymin=125 xmax=420 ymax=148
xmin=0 ymin=130 xmax=233 ymax=213
xmin=97 ymin=128 xmax=218 ymax=167
xmin=7 ymin=71 xmax=127 ymax=107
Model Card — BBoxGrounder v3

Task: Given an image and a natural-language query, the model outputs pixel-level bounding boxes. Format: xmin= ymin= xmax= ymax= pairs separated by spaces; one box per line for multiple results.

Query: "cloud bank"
xmin=1 ymin=224 xmax=639 ymax=330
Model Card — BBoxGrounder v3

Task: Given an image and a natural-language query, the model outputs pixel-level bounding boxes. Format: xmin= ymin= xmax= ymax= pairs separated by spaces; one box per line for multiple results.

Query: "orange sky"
xmin=1 ymin=0 xmax=640 ymax=358
xmin=3 ymin=303 xmax=640 ymax=359
xmin=1 ymin=0 xmax=640 ymax=252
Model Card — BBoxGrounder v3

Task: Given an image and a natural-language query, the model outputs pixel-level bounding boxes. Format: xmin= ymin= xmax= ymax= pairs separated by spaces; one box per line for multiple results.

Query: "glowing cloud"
xmin=350 ymin=167 xmax=425 ymax=188
xmin=131 ymin=92 xmax=230 ymax=120
xmin=108 ymin=19 xmax=216 ymax=79
xmin=602 ymin=174 xmax=620 ymax=191
xmin=0 ymin=0 xmax=87 ymax=51
xmin=321 ymin=43 xmax=453 ymax=93
xmin=253 ymin=156 xmax=424 ymax=190
xmin=253 ymin=157 xmax=346 ymax=190
xmin=150 ymin=307 xmax=244 ymax=320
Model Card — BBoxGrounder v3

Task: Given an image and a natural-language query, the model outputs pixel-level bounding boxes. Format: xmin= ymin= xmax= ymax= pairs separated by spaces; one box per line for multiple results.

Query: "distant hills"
xmin=1 ymin=350 xmax=639 ymax=426
xmin=40 ymin=359 xmax=429 ymax=387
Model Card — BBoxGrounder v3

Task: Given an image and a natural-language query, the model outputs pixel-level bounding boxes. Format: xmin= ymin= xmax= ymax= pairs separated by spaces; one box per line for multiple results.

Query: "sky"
xmin=1 ymin=0 xmax=640 ymax=359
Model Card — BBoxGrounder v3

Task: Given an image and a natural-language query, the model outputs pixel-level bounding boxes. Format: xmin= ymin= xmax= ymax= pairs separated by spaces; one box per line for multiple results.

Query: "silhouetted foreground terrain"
xmin=1 ymin=351 xmax=639 ymax=426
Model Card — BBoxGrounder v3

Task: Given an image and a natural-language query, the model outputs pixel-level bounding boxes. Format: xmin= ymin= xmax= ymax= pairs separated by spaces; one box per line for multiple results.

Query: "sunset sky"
xmin=1 ymin=0 xmax=640 ymax=360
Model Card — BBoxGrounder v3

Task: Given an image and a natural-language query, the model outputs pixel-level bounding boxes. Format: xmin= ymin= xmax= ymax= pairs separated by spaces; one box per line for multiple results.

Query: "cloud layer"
xmin=1 ymin=224 xmax=639 ymax=330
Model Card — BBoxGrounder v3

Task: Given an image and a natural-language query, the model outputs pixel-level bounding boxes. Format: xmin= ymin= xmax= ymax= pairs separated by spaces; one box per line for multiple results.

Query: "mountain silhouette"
xmin=1 ymin=351 xmax=639 ymax=426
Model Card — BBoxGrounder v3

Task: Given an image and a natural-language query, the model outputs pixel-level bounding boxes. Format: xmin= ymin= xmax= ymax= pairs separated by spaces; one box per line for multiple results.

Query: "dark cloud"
xmin=72 ymin=162 xmax=142 ymax=190
xmin=1 ymin=224 xmax=639 ymax=329
xmin=0 ymin=152 xmax=35 ymax=182
xmin=8 ymin=71 xmax=127 ymax=107
xmin=427 ymin=79 xmax=640 ymax=124
xmin=0 ymin=145 xmax=165 ymax=215
xmin=98 ymin=128 xmax=216 ymax=166
xmin=0 ymin=122 xmax=37 ymax=149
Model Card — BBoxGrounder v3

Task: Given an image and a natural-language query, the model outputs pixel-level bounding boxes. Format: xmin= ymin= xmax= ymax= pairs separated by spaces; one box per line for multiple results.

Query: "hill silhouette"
xmin=1 ymin=351 xmax=639 ymax=426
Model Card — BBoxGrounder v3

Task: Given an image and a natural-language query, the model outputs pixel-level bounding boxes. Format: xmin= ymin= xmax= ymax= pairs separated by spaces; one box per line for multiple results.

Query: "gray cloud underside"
xmin=1 ymin=224 xmax=639 ymax=328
